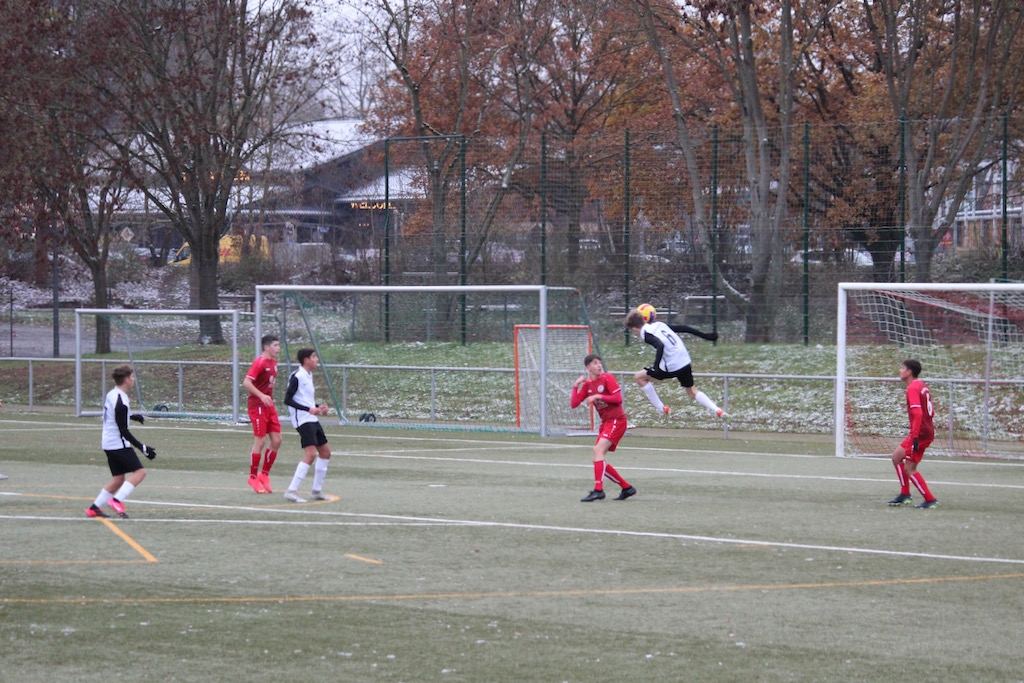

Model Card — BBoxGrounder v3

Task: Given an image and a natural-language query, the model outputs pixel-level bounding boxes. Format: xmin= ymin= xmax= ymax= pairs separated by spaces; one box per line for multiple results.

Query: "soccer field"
xmin=2 ymin=415 xmax=1023 ymax=682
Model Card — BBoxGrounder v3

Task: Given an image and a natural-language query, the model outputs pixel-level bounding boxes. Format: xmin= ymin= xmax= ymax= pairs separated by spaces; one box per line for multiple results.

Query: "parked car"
xmin=789 ymin=248 xmax=873 ymax=267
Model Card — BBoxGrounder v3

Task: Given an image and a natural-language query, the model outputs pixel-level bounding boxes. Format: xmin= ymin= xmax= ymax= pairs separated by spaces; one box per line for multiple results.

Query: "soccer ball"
xmin=637 ymin=303 xmax=656 ymax=323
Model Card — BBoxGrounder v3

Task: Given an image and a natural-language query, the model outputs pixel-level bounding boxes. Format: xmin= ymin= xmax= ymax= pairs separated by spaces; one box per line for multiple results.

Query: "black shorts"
xmin=104 ymin=447 xmax=143 ymax=476
xmin=296 ymin=421 xmax=328 ymax=449
xmin=646 ymin=364 xmax=694 ymax=388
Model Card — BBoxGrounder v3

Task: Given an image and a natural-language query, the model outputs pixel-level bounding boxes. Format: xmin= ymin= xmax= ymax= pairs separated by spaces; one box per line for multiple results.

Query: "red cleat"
xmin=86 ymin=505 xmax=108 ymax=518
xmin=108 ymin=498 xmax=129 ymax=518
xmin=248 ymin=474 xmax=266 ymax=494
xmin=257 ymin=472 xmax=272 ymax=494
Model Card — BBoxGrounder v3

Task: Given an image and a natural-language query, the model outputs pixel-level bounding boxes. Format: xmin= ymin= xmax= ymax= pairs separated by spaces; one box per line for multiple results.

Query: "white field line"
xmin=2 ymin=502 xmax=1023 ymax=566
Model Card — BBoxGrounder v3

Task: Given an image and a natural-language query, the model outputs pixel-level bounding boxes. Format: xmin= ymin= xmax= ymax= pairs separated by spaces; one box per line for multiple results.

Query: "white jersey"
xmin=641 ymin=320 xmax=691 ymax=372
xmin=284 ymin=366 xmax=319 ymax=429
xmin=101 ymin=386 xmax=142 ymax=451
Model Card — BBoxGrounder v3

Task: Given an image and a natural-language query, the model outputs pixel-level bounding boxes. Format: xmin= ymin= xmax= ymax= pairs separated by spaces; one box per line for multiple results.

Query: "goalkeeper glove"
xmin=130 ymin=413 xmax=145 ymax=425
xmin=143 ymin=444 xmax=157 ymax=460
xmin=912 ymin=438 xmax=919 ymax=453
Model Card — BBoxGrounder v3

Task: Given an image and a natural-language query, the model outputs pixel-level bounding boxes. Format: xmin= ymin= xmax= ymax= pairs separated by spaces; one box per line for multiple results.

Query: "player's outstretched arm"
xmin=668 ymin=324 xmax=718 ymax=342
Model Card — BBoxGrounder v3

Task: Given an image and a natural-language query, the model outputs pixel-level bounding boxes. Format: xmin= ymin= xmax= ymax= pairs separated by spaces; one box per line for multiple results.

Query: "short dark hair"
xmin=297 ymin=348 xmax=316 ymax=364
xmin=625 ymin=311 xmax=645 ymax=329
xmin=902 ymin=359 xmax=922 ymax=378
xmin=112 ymin=364 xmax=134 ymax=385
xmin=261 ymin=334 xmax=279 ymax=349
xmin=583 ymin=353 xmax=602 ymax=367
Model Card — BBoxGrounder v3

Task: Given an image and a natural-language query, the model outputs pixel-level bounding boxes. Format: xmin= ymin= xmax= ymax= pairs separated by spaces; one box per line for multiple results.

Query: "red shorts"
xmin=900 ymin=435 xmax=932 ymax=464
xmin=597 ymin=418 xmax=628 ymax=451
xmin=248 ymin=404 xmax=281 ymax=437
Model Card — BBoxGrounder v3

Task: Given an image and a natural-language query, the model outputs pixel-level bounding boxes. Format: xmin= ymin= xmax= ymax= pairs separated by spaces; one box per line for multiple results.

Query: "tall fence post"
xmin=711 ymin=125 xmax=719 ymax=341
xmin=623 ymin=128 xmax=631 ymax=345
xmin=802 ymin=121 xmax=810 ymax=346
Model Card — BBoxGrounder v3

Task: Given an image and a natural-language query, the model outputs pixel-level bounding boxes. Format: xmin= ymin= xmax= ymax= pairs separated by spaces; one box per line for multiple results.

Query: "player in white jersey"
xmin=281 ymin=349 xmax=332 ymax=503
xmin=625 ymin=306 xmax=728 ymax=420
xmin=86 ymin=365 xmax=157 ymax=519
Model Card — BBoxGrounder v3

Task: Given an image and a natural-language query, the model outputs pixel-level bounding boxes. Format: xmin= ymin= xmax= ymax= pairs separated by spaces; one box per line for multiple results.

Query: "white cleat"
xmin=309 ymin=491 xmax=329 ymax=501
xmin=716 ymin=409 xmax=730 ymax=418
xmin=283 ymin=490 xmax=307 ymax=503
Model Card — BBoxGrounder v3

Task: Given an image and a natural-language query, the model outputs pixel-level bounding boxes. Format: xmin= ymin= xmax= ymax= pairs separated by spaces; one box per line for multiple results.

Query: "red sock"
xmin=909 ymin=472 xmax=934 ymax=501
xmin=250 ymin=453 xmax=261 ymax=477
xmin=894 ymin=462 xmax=910 ymax=495
xmin=262 ymin=449 xmax=277 ymax=475
xmin=592 ymin=461 xmax=605 ymax=491
xmin=602 ymin=462 xmax=629 ymax=489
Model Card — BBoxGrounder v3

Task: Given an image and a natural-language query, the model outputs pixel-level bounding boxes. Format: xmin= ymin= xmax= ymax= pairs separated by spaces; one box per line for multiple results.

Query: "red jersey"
xmin=905 ymin=378 xmax=934 ymax=441
xmin=571 ymin=372 xmax=627 ymax=423
xmin=246 ymin=355 xmax=277 ymax=408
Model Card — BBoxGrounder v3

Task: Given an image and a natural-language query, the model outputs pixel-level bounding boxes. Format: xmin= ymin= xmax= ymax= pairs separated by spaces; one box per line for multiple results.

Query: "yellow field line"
xmin=3 ymin=571 xmax=1022 ymax=605
xmin=345 ymin=553 xmax=384 ymax=564
xmin=96 ymin=518 xmax=158 ymax=563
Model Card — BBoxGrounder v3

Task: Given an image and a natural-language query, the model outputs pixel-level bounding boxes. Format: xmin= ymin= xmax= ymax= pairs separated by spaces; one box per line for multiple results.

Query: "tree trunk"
xmin=195 ymin=249 xmax=224 ymax=344
xmin=91 ymin=265 xmax=111 ymax=354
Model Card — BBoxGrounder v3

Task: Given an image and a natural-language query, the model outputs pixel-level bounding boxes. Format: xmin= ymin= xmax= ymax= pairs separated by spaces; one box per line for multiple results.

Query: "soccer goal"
xmin=514 ymin=324 xmax=594 ymax=433
xmin=836 ymin=282 xmax=1024 ymax=459
xmin=74 ymin=308 xmax=250 ymax=422
xmin=253 ymin=285 xmax=595 ymax=435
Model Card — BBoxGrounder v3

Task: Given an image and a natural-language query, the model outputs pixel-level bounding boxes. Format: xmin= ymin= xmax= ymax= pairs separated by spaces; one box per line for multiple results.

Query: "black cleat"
xmin=614 ymin=486 xmax=637 ymax=501
xmin=580 ymin=489 xmax=606 ymax=502
xmin=916 ymin=499 xmax=938 ymax=509
xmin=887 ymin=494 xmax=913 ymax=506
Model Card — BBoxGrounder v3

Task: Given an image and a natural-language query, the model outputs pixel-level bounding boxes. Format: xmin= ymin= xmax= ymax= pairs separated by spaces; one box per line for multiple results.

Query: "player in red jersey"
xmin=242 ymin=334 xmax=283 ymax=494
xmin=888 ymin=359 xmax=938 ymax=509
xmin=570 ymin=354 xmax=636 ymax=502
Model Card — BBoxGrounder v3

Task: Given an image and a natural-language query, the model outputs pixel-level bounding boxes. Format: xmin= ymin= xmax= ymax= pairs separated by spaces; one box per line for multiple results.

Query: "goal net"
xmin=74 ymin=309 xmax=251 ymax=422
xmin=514 ymin=324 xmax=594 ymax=433
xmin=255 ymin=285 xmax=595 ymax=435
xmin=836 ymin=283 xmax=1024 ymax=459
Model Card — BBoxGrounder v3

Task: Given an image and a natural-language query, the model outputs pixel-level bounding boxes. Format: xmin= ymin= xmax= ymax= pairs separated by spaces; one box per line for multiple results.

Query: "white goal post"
xmin=836 ymin=282 xmax=1024 ymax=459
xmin=254 ymin=285 xmax=590 ymax=436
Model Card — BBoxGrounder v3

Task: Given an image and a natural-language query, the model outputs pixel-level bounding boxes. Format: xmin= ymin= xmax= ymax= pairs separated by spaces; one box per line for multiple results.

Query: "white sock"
xmin=114 ymin=482 xmax=136 ymax=502
xmin=641 ymin=383 xmax=664 ymax=411
xmin=694 ymin=391 xmax=722 ymax=414
xmin=288 ymin=462 xmax=310 ymax=492
xmin=93 ymin=490 xmax=113 ymax=508
xmin=312 ymin=457 xmax=329 ymax=492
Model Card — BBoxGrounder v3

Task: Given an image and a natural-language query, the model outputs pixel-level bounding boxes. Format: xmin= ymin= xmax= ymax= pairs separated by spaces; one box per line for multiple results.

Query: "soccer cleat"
xmin=888 ymin=494 xmax=913 ymax=506
xmin=716 ymin=409 xmax=729 ymax=418
xmin=580 ymin=489 xmax=606 ymax=502
xmin=309 ymin=490 xmax=329 ymax=501
xmin=0 ymin=473 xmax=8 ymax=480
xmin=257 ymin=472 xmax=273 ymax=494
xmin=614 ymin=486 xmax=637 ymax=501
xmin=86 ymin=505 xmax=108 ymax=518
xmin=109 ymin=498 xmax=126 ymax=516
xmin=283 ymin=490 xmax=306 ymax=503
xmin=662 ymin=405 xmax=671 ymax=419
xmin=248 ymin=474 xmax=266 ymax=494
xmin=916 ymin=499 xmax=939 ymax=509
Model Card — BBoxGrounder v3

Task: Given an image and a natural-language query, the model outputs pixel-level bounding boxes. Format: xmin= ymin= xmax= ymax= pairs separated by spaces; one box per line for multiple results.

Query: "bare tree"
xmin=81 ymin=0 xmax=325 ymax=342
xmin=631 ymin=0 xmax=841 ymax=341
xmin=861 ymin=0 xmax=1024 ymax=281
